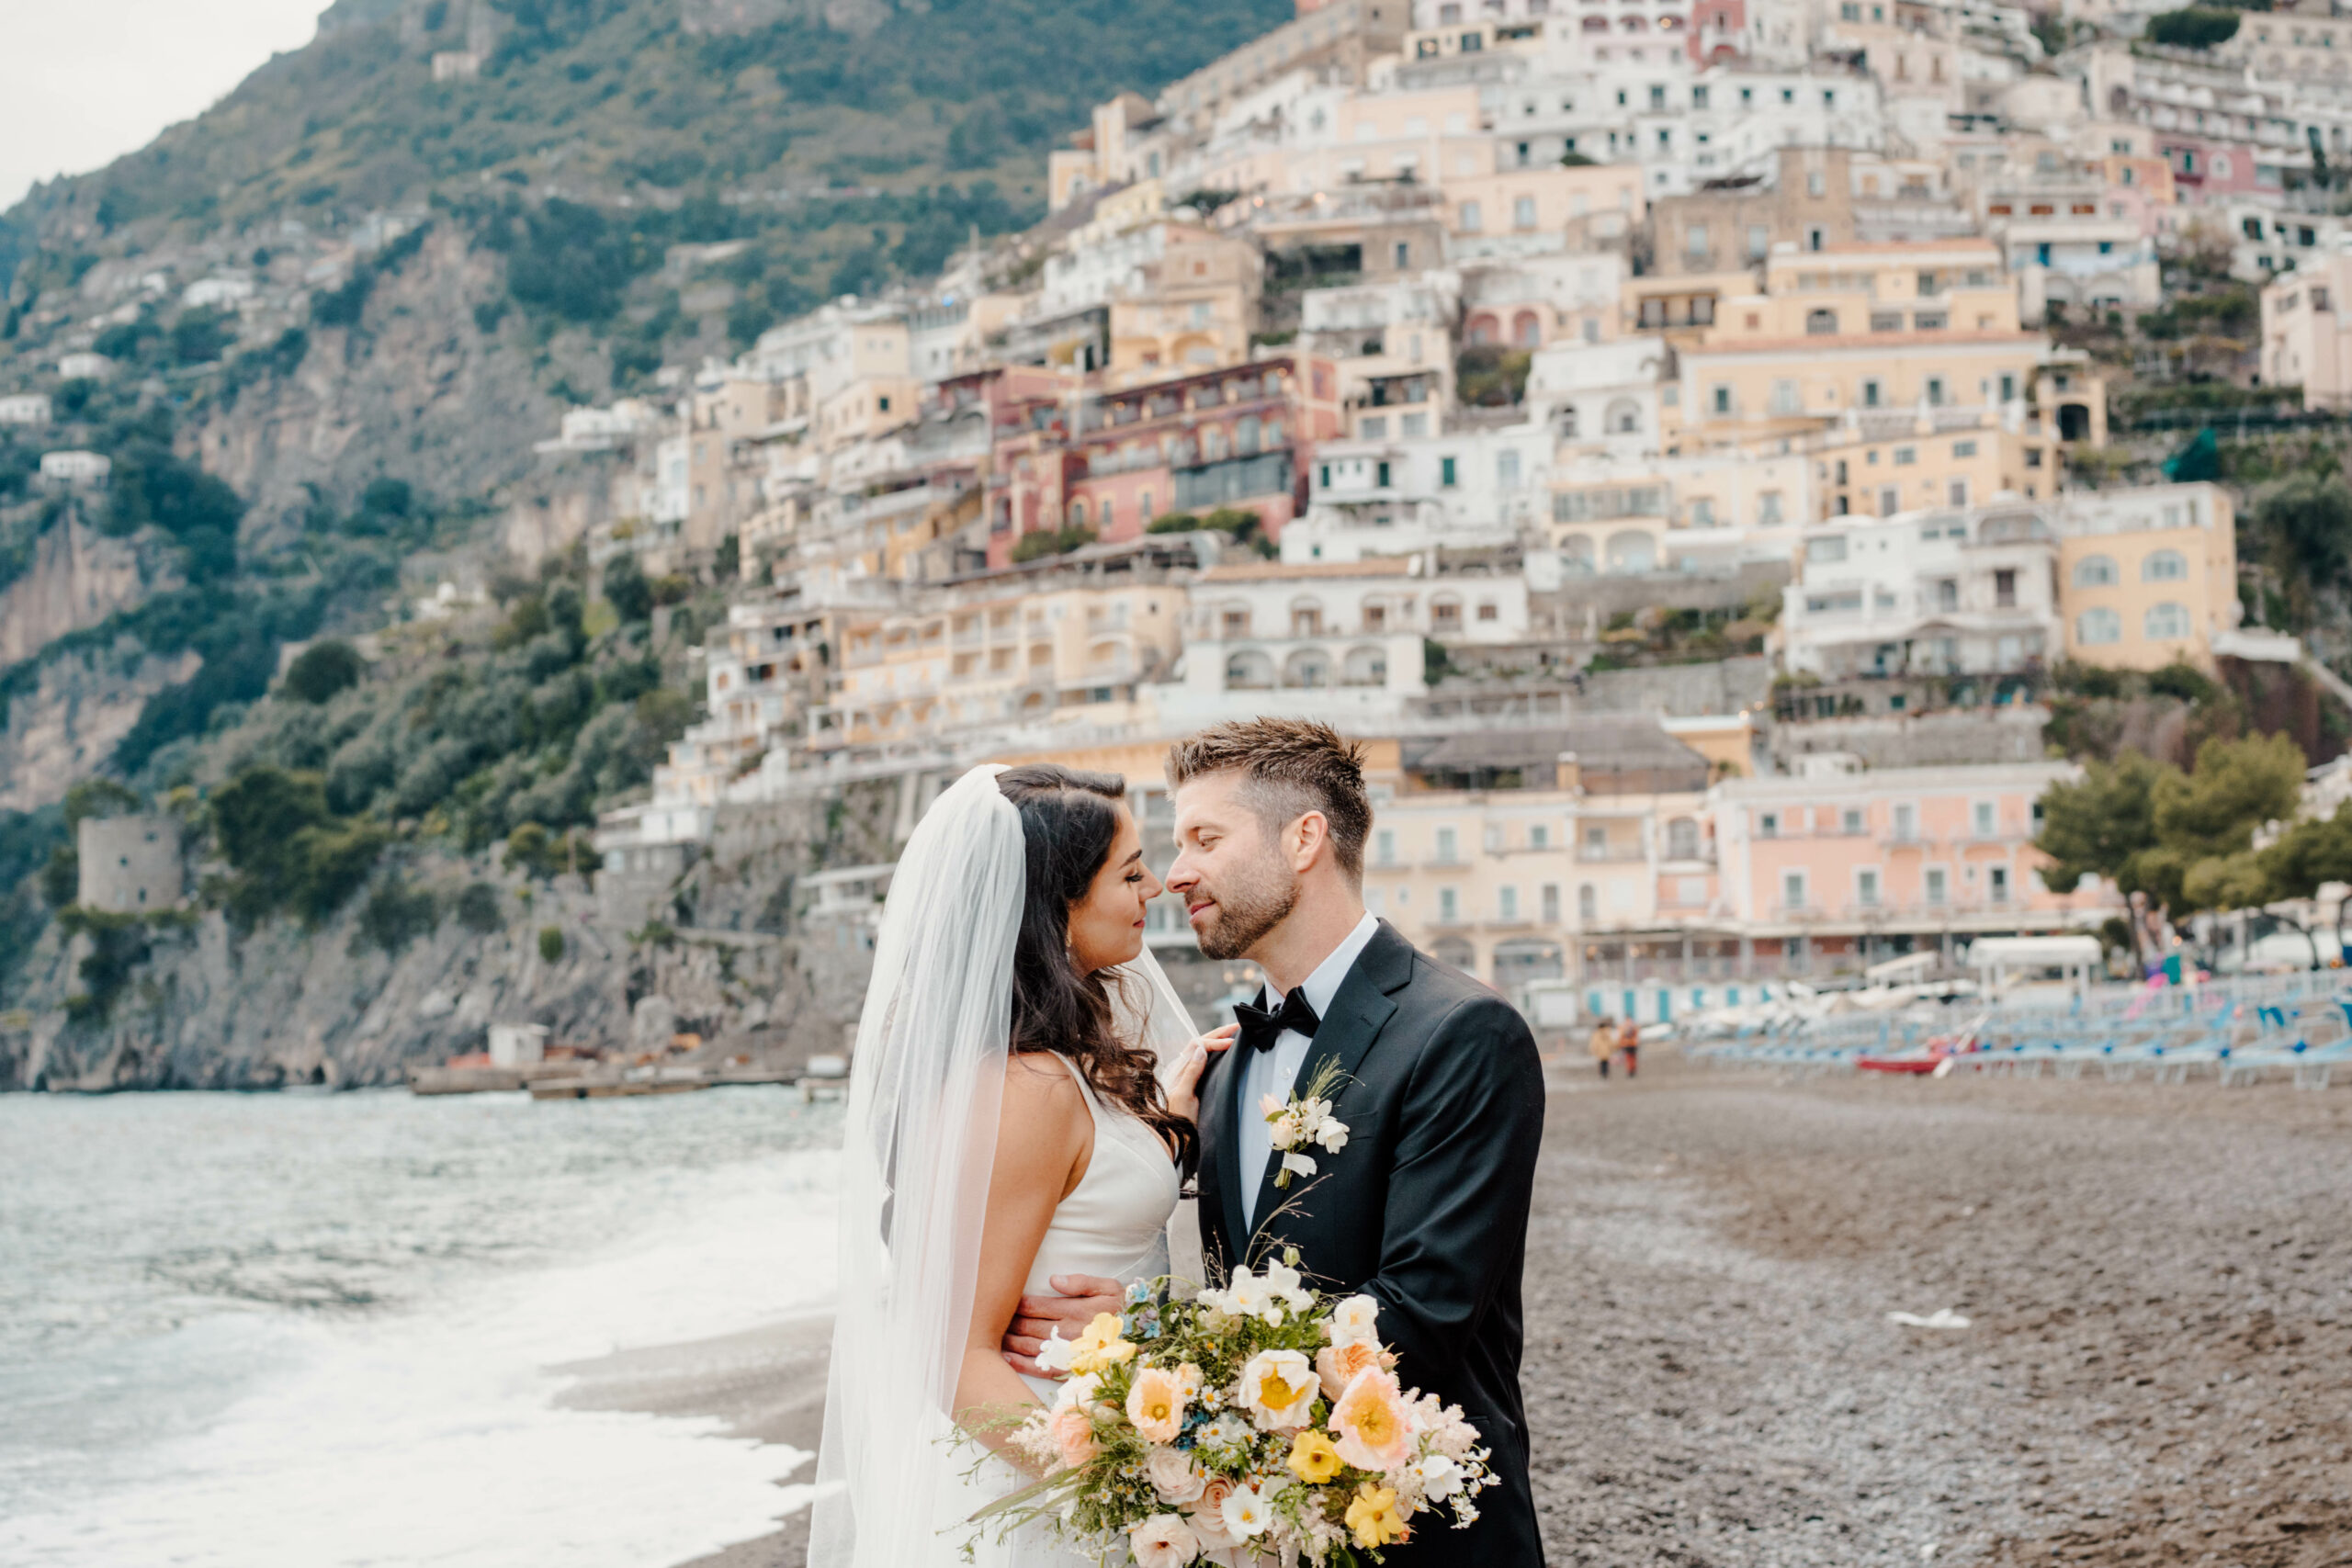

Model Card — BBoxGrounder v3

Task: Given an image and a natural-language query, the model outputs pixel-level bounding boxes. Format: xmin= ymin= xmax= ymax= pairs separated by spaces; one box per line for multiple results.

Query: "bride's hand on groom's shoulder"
xmin=1162 ymin=1023 xmax=1239 ymax=1125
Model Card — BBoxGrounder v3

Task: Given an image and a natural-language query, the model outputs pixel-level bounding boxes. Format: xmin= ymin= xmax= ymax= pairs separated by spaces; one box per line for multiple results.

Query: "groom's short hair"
xmin=1167 ymin=718 xmax=1370 ymax=882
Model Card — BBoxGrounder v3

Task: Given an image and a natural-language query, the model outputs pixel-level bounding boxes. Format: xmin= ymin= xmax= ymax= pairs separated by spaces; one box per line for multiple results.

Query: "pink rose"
xmin=1050 ymin=1402 xmax=1098 ymax=1471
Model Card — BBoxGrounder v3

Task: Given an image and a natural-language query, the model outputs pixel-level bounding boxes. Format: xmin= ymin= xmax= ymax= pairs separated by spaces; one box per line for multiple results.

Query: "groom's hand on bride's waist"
xmin=1001 ymin=1273 xmax=1125 ymax=1378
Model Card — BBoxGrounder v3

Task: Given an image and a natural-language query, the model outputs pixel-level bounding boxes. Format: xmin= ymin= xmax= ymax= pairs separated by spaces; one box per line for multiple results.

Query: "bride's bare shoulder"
xmin=1001 ymin=1050 xmax=1085 ymax=1113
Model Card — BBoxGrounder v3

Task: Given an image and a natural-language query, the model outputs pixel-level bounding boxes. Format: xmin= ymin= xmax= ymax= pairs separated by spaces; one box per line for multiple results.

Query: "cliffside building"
xmin=76 ymin=817 xmax=181 ymax=913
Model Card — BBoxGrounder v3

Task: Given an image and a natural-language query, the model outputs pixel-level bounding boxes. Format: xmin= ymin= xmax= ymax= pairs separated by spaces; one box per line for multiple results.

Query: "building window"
xmin=2073 ymin=554 xmax=2117 ymax=587
xmin=1530 ymin=824 xmax=1550 ymax=850
xmin=1376 ymin=829 xmax=1397 ymax=866
xmin=1857 ymin=868 xmax=1880 ymax=908
xmin=1542 ymin=883 xmax=1560 ymax=922
xmin=1805 ymin=308 xmax=1838 ymax=334
xmin=1711 ymin=385 xmax=1734 ymax=414
xmin=2143 ymin=549 xmax=2188 ymax=581
xmin=2145 ymin=601 xmax=2192 ymax=638
xmin=1925 ymin=866 xmax=1948 ymax=905
xmin=2076 ymin=607 xmax=2122 ymax=645
xmin=1513 ymin=196 xmax=1538 ymax=230
xmin=1758 ymin=811 xmax=1779 ymax=839
xmin=1498 ymin=886 xmax=1520 ymax=921
xmin=1577 ymin=884 xmax=1597 ymax=921
xmin=1460 ymin=200 xmax=1483 ymax=232
xmin=1439 ymin=886 xmax=1460 ymax=923
xmin=1781 ymin=870 xmax=1806 ymax=910
xmin=1435 ymin=826 xmax=1459 ymax=863
xmin=1440 ymin=456 xmax=1458 ymax=488
xmin=1861 ymin=378 xmax=1882 ymax=408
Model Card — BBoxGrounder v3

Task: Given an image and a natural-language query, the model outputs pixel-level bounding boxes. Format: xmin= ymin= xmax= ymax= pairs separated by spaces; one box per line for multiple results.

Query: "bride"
xmin=807 ymin=763 xmax=1231 ymax=1566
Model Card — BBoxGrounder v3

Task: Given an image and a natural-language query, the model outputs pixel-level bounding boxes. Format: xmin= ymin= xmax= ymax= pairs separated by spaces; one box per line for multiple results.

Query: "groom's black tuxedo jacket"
xmin=1196 ymin=919 xmax=1546 ymax=1565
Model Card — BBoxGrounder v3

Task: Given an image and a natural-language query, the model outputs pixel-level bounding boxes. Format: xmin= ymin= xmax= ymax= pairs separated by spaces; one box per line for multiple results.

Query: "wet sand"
xmin=641 ymin=1054 xmax=2352 ymax=1566
xmin=551 ymin=1315 xmax=830 ymax=1568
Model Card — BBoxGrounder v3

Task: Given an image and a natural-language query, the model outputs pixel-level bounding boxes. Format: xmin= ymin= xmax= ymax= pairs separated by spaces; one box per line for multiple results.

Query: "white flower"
xmin=1050 ymin=1371 xmax=1101 ymax=1411
xmin=1325 ymin=1293 xmax=1381 ymax=1347
xmin=1128 ymin=1513 xmax=1200 ymax=1568
xmin=1034 ymin=1325 xmax=1076 ymax=1373
xmin=1316 ymin=1119 xmax=1350 ymax=1153
xmin=1412 ymin=1453 xmax=1464 ymax=1499
xmin=1280 ymin=1151 xmax=1317 ymax=1180
xmin=1144 ymin=1444 xmax=1206 ymax=1505
xmin=1237 ymin=1348 xmax=1318 ymax=1430
xmin=1218 ymin=1482 xmax=1274 ymax=1540
xmin=1225 ymin=1267 xmax=1271 ymax=1317
xmin=1261 ymin=1258 xmax=1314 ymax=1314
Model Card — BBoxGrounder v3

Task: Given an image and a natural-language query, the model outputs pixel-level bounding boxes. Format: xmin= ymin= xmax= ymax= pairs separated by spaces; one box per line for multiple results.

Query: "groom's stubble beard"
xmin=1191 ymin=850 xmax=1299 ymax=962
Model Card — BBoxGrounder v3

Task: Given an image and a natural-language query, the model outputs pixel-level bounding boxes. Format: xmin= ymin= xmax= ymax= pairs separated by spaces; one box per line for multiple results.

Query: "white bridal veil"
xmin=808 ymin=764 xmax=1202 ymax=1568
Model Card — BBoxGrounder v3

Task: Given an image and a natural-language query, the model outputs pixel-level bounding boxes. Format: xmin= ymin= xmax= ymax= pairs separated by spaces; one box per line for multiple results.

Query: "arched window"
xmin=2142 ymin=548 xmax=2188 ymax=581
xmin=1558 ymin=404 xmax=1580 ymax=438
xmin=1341 ymin=645 xmax=1388 ymax=686
xmin=1512 ymin=310 xmax=1542 ymax=347
xmin=1666 ymin=818 xmax=1700 ymax=860
xmin=1225 ymin=650 xmax=1275 ymax=690
xmin=1604 ymin=529 xmax=1657 ymax=573
xmin=1466 ymin=313 xmax=1500 ymax=344
xmin=1069 ymin=499 xmax=1088 ymax=528
xmin=1289 ymin=597 xmax=1325 ymax=637
xmin=2144 ymin=601 xmax=2192 ymax=638
xmin=2071 ymin=554 xmax=2117 ymax=588
xmin=1805 ymin=308 xmax=1838 ymax=334
xmin=1605 ymin=397 xmax=1641 ymax=434
xmin=1559 ymin=535 xmax=1596 ymax=572
xmin=2075 ymin=607 xmax=2121 ymax=646
xmin=1282 ymin=649 xmax=1330 ymax=689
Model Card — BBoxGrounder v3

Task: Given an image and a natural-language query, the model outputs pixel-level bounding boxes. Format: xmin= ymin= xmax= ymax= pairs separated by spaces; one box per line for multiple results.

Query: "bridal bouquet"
xmin=975 ymin=1258 xmax=1495 ymax=1564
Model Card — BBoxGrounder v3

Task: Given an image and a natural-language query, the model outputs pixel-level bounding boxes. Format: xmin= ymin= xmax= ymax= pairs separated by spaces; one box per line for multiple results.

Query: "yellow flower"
xmin=1344 ymin=1483 xmax=1409 ymax=1551
xmin=1067 ymin=1311 xmax=1136 ymax=1375
xmin=1286 ymin=1429 xmax=1343 ymax=1484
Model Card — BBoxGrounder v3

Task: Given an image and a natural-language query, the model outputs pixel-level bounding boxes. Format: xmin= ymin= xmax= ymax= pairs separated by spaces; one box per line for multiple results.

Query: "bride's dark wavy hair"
xmin=997 ymin=763 xmax=1196 ymax=1175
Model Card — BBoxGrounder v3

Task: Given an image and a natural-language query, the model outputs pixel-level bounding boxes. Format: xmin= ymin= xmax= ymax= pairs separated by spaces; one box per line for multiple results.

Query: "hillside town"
xmin=465 ymin=0 xmax=2352 ymax=1021
xmin=19 ymin=0 xmax=2352 ymax=1030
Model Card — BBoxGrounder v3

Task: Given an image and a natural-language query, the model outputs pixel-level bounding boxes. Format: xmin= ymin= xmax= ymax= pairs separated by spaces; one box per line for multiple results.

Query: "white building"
xmin=1780 ymin=501 xmax=2060 ymax=679
xmin=0 ymin=394 xmax=51 ymax=426
xmin=1291 ymin=418 xmax=1554 ymax=561
xmin=182 ymin=276 xmax=256 ymax=310
xmin=40 ymin=450 xmax=111 ymax=487
xmin=1170 ymin=557 xmax=1530 ymax=722
xmin=57 ymin=353 xmax=112 ymax=381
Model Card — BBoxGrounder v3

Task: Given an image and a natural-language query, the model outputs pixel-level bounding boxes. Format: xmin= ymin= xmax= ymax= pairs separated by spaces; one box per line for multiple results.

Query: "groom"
xmin=1002 ymin=718 xmax=1546 ymax=1562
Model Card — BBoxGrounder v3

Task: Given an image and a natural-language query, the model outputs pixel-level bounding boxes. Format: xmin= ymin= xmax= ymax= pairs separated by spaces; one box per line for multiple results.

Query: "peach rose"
xmin=1316 ymin=1339 xmax=1385 ymax=1400
xmin=1125 ymin=1365 xmax=1189 ymax=1445
xmin=1186 ymin=1476 xmax=1242 ymax=1551
xmin=1049 ymin=1402 xmax=1098 ymax=1471
xmin=1329 ymin=1367 xmax=1412 ymax=1473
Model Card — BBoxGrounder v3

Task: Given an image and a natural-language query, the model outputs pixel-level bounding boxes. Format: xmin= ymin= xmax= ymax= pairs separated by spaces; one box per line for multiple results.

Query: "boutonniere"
xmin=1261 ymin=1056 xmax=1351 ymax=1189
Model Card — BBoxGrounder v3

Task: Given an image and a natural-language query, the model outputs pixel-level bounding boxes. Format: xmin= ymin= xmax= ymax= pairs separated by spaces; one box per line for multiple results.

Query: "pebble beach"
xmin=661 ymin=1053 xmax=2352 ymax=1567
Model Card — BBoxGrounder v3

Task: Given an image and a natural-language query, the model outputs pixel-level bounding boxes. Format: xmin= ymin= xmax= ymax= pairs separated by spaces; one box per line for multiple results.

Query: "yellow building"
xmin=2052 ymin=482 xmax=2240 ymax=671
xmin=1813 ymin=420 xmax=2060 ymax=519
xmin=1107 ymin=225 xmax=1263 ymax=383
xmin=1668 ymin=241 xmax=2050 ymax=451
xmin=811 ymin=551 xmax=1190 ymax=752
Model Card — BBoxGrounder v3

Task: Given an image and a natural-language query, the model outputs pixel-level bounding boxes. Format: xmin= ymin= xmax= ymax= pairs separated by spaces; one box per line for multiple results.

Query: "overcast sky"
xmin=1 ymin=1 xmax=327 ymax=212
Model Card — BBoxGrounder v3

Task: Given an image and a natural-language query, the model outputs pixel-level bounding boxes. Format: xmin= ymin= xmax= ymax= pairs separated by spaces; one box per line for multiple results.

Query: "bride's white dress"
xmin=967 ymin=1055 xmax=1180 ymax=1564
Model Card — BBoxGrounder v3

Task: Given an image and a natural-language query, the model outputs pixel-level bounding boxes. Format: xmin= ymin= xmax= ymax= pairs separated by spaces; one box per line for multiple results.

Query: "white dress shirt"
xmin=1236 ymin=910 xmax=1380 ymax=1231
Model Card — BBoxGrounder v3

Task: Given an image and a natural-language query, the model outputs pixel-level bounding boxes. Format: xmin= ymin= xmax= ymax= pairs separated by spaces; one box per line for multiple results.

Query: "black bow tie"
xmin=1234 ymin=989 xmax=1321 ymax=1054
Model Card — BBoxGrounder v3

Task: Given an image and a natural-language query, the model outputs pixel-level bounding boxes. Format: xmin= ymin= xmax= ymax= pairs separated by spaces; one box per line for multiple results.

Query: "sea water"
xmin=0 ymin=1087 xmax=842 ymax=1568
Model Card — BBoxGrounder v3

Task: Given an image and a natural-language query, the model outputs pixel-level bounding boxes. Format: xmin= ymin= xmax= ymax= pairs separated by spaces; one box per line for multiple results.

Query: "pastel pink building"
xmin=1716 ymin=761 xmax=2115 ymax=964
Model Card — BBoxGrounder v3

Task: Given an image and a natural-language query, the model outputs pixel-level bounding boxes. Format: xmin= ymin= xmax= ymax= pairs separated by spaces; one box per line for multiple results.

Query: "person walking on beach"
xmin=1589 ymin=1015 xmax=1618 ymax=1080
xmin=1617 ymin=1017 xmax=1639 ymax=1079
